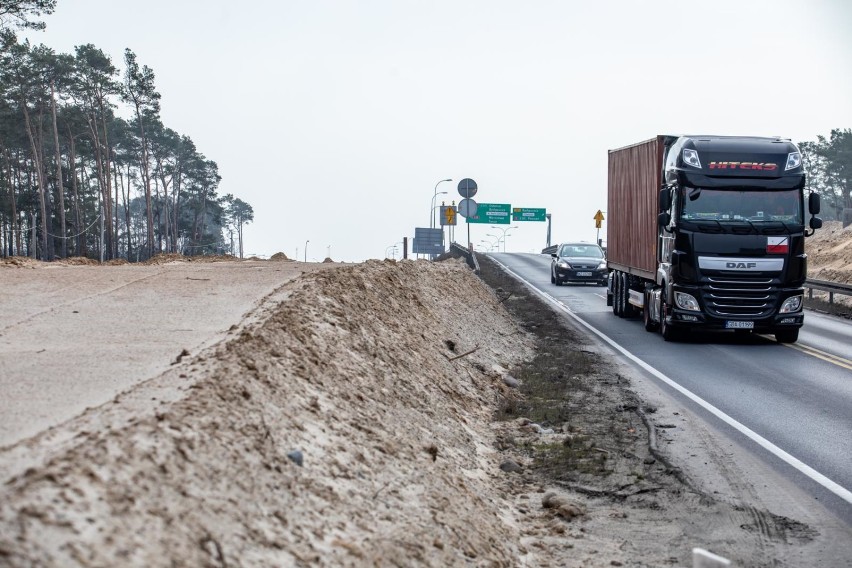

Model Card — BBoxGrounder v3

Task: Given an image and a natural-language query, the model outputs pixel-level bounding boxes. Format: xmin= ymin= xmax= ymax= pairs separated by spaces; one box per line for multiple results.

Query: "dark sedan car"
xmin=550 ymin=242 xmax=608 ymax=286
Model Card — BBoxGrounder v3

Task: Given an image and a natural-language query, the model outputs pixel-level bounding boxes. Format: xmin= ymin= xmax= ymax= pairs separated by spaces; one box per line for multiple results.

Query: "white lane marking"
xmin=490 ymin=257 xmax=852 ymax=506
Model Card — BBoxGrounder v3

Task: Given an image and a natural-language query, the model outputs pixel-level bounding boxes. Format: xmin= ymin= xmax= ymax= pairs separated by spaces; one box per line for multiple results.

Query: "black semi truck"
xmin=606 ymin=135 xmax=822 ymax=343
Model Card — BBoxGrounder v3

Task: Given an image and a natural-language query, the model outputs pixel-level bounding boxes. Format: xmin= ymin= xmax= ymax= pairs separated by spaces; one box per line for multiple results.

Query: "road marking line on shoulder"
xmin=781 ymin=342 xmax=852 ymax=371
xmin=489 ymin=257 xmax=852 ymax=506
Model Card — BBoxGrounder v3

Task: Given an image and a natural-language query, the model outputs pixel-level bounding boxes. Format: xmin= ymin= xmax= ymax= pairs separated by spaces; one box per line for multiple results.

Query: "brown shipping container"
xmin=607 ymin=136 xmax=664 ymax=279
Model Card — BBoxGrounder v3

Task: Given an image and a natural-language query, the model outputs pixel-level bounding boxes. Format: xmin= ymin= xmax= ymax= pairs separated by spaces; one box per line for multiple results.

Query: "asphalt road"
xmin=489 ymin=252 xmax=852 ymax=524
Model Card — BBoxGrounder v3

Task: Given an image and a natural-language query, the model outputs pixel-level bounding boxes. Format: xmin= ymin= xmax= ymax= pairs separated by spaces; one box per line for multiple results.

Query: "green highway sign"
xmin=512 ymin=207 xmax=546 ymax=222
xmin=466 ymin=203 xmax=512 ymax=224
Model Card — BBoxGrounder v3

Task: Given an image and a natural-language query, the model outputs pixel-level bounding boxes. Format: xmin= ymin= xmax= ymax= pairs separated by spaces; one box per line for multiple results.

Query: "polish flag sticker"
xmin=767 ymin=236 xmax=789 ymax=254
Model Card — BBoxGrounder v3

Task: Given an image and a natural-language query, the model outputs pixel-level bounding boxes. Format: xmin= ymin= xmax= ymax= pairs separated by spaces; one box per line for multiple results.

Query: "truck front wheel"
xmin=775 ymin=329 xmax=799 ymax=343
xmin=660 ymin=300 xmax=681 ymax=342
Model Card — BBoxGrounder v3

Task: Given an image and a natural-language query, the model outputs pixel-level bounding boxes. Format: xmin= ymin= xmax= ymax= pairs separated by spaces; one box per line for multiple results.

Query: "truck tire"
xmin=612 ymin=272 xmax=619 ymax=315
xmin=775 ymin=329 xmax=799 ymax=343
xmin=617 ymin=272 xmax=628 ymax=318
xmin=643 ymin=291 xmax=658 ymax=332
xmin=621 ymin=273 xmax=637 ymax=318
xmin=660 ymin=300 xmax=681 ymax=342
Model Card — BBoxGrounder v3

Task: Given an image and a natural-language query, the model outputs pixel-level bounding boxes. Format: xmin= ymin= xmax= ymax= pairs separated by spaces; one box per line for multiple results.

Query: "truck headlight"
xmin=683 ymin=149 xmax=702 ymax=169
xmin=785 ymin=152 xmax=802 ymax=171
xmin=674 ymin=291 xmax=700 ymax=311
xmin=780 ymin=295 xmax=802 ymax=313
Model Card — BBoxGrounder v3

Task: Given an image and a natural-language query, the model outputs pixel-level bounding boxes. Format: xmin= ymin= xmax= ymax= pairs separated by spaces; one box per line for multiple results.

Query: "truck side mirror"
xmin=808 ymin=192 xmax=821 ymax=215
xmin=810 ymin=216 xmax=822 ymax=230
xmin=659 ymin=188 xmax=671 ymax=212
xmin=658 ymin=212 xmax=671 ymax=227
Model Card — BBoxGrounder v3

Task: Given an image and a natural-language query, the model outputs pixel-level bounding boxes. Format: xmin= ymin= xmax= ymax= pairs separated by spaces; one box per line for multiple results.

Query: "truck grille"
xmin=700 ymin=276 xmax=778 ymax=318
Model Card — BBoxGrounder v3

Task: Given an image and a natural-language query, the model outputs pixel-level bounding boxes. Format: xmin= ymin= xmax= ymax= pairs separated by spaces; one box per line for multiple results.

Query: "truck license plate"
xmin=577 ymin=272 xmax=592 ymax=277
xmin=725 ymin=321 xmax=754 ymax=329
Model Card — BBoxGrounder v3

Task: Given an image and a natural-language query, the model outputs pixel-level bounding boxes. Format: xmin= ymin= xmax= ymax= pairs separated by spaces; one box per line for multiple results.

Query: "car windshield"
xmin=560 ymin=245 xmax=603 ymax=259
xmin=680 ymin=188 xmax=802 ymax=224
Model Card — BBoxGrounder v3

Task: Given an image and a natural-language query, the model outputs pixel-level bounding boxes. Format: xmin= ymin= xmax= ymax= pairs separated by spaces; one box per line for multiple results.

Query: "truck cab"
xmin=652 ymin=135 xmax=822 ymax=342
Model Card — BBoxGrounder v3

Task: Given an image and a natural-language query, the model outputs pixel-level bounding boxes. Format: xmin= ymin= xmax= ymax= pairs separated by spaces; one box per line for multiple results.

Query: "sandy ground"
xmin=806 ymin=221 xmax=852 ymax=310
xmin=0 ymin=231 xmax=849 ymax=566
xmin=0 ymin=257 xmax=334 ymax=446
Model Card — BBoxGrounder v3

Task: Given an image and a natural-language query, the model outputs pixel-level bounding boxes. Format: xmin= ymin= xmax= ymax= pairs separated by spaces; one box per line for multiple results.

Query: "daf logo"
xmin=726 ymin=262 xmax=757 ymax=269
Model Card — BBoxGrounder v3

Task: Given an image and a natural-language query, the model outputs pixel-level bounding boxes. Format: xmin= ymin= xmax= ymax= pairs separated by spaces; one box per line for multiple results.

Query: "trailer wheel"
xmin=617 ymin=273 xmax=628 ymax=318
xmin=612 ymin=271 xmax=622 ymax=316
xmin=621 ymin=273 xmax=638 ymax=318
xmin=643 ymin=291 xmax=658 ymax=332
xmin=775 ymin=329 xmax=799 ymax=343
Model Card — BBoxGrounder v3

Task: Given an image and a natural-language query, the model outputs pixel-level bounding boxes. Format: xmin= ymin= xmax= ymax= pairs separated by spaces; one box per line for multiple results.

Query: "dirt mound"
xmin=805 ymin=221 xmax=852 ymax=309
xmin=322 ymin=257 xmax=334 ymax=263
xmin=0 ymin=257 xmax=42 ymax=268
xmin=269 ymin=252 xmax=290 ymax=261
xmin=0 ymin=258 xmax=538 ymax=566
xmin=142 ymin=253 xmax=187 ymax=265
xmin=806 ymin=220 xmax=852 ymax=283
xmin=188 ymin=254 xmax=239 ymax=262
xmin=56 ymin=256 xmax=99 ymax=266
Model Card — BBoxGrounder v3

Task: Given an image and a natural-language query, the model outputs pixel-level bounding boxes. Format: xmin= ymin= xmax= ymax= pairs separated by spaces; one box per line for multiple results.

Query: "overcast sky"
xmin=23 ymin=0 xmax=852 ymax=261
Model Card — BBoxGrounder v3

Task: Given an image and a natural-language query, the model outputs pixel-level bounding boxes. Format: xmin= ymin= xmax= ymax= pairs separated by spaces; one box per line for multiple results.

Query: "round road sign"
xmin=458 ymin=178 xmax=478 ymax=199
xmin=458 ymin=198 xmax=478 ymax=218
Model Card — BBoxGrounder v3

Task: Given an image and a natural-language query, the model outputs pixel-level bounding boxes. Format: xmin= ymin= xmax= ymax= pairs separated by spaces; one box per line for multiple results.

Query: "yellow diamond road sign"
xmin=441 ymin=206 xmax=457 ymax=226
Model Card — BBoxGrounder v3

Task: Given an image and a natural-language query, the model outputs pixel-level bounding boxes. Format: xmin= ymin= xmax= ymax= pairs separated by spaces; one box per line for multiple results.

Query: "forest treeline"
xmin=800 ymin=129 xmax=852 ymax=222
xmin=0 ymin=1 xmax=254 ymax=261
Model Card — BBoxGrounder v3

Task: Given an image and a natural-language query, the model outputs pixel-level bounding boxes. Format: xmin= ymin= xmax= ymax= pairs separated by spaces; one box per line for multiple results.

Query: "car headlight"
xmin=674 ymin=291 xmax=700 ymax=311
xmin=597 ymin=262 xmax=607 ymax=270
xmin=557 ymin=261 xmax=571 ymax=269
xmin=780 ymin=295 xmax=802 ymax=313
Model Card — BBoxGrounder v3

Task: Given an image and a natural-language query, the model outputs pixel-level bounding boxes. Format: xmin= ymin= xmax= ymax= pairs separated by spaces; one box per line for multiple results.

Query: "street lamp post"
xmin=430 ymin=178 xmax=452 ymax=229
xmin=304 ymin=240 xmax=309 ymax=262
xmin=490 ymin=225 xmax=518 ymax=252
xmin=479 ymin=239 xmax=497 ymax=252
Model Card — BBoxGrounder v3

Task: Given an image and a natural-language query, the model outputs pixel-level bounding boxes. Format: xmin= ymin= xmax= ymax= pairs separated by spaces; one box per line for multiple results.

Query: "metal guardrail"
xmin=449 ymin=242 xmax=480 ymax=273
xmin=539 ymin=245 xmax=849 ymax=306
xmin=805 ymin=278 xmax=852 ymax=307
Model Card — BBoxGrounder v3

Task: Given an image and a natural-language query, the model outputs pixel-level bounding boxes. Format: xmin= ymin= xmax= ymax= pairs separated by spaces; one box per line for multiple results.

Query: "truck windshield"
xmin=680 ymin=188 xmax=802 ymax=224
